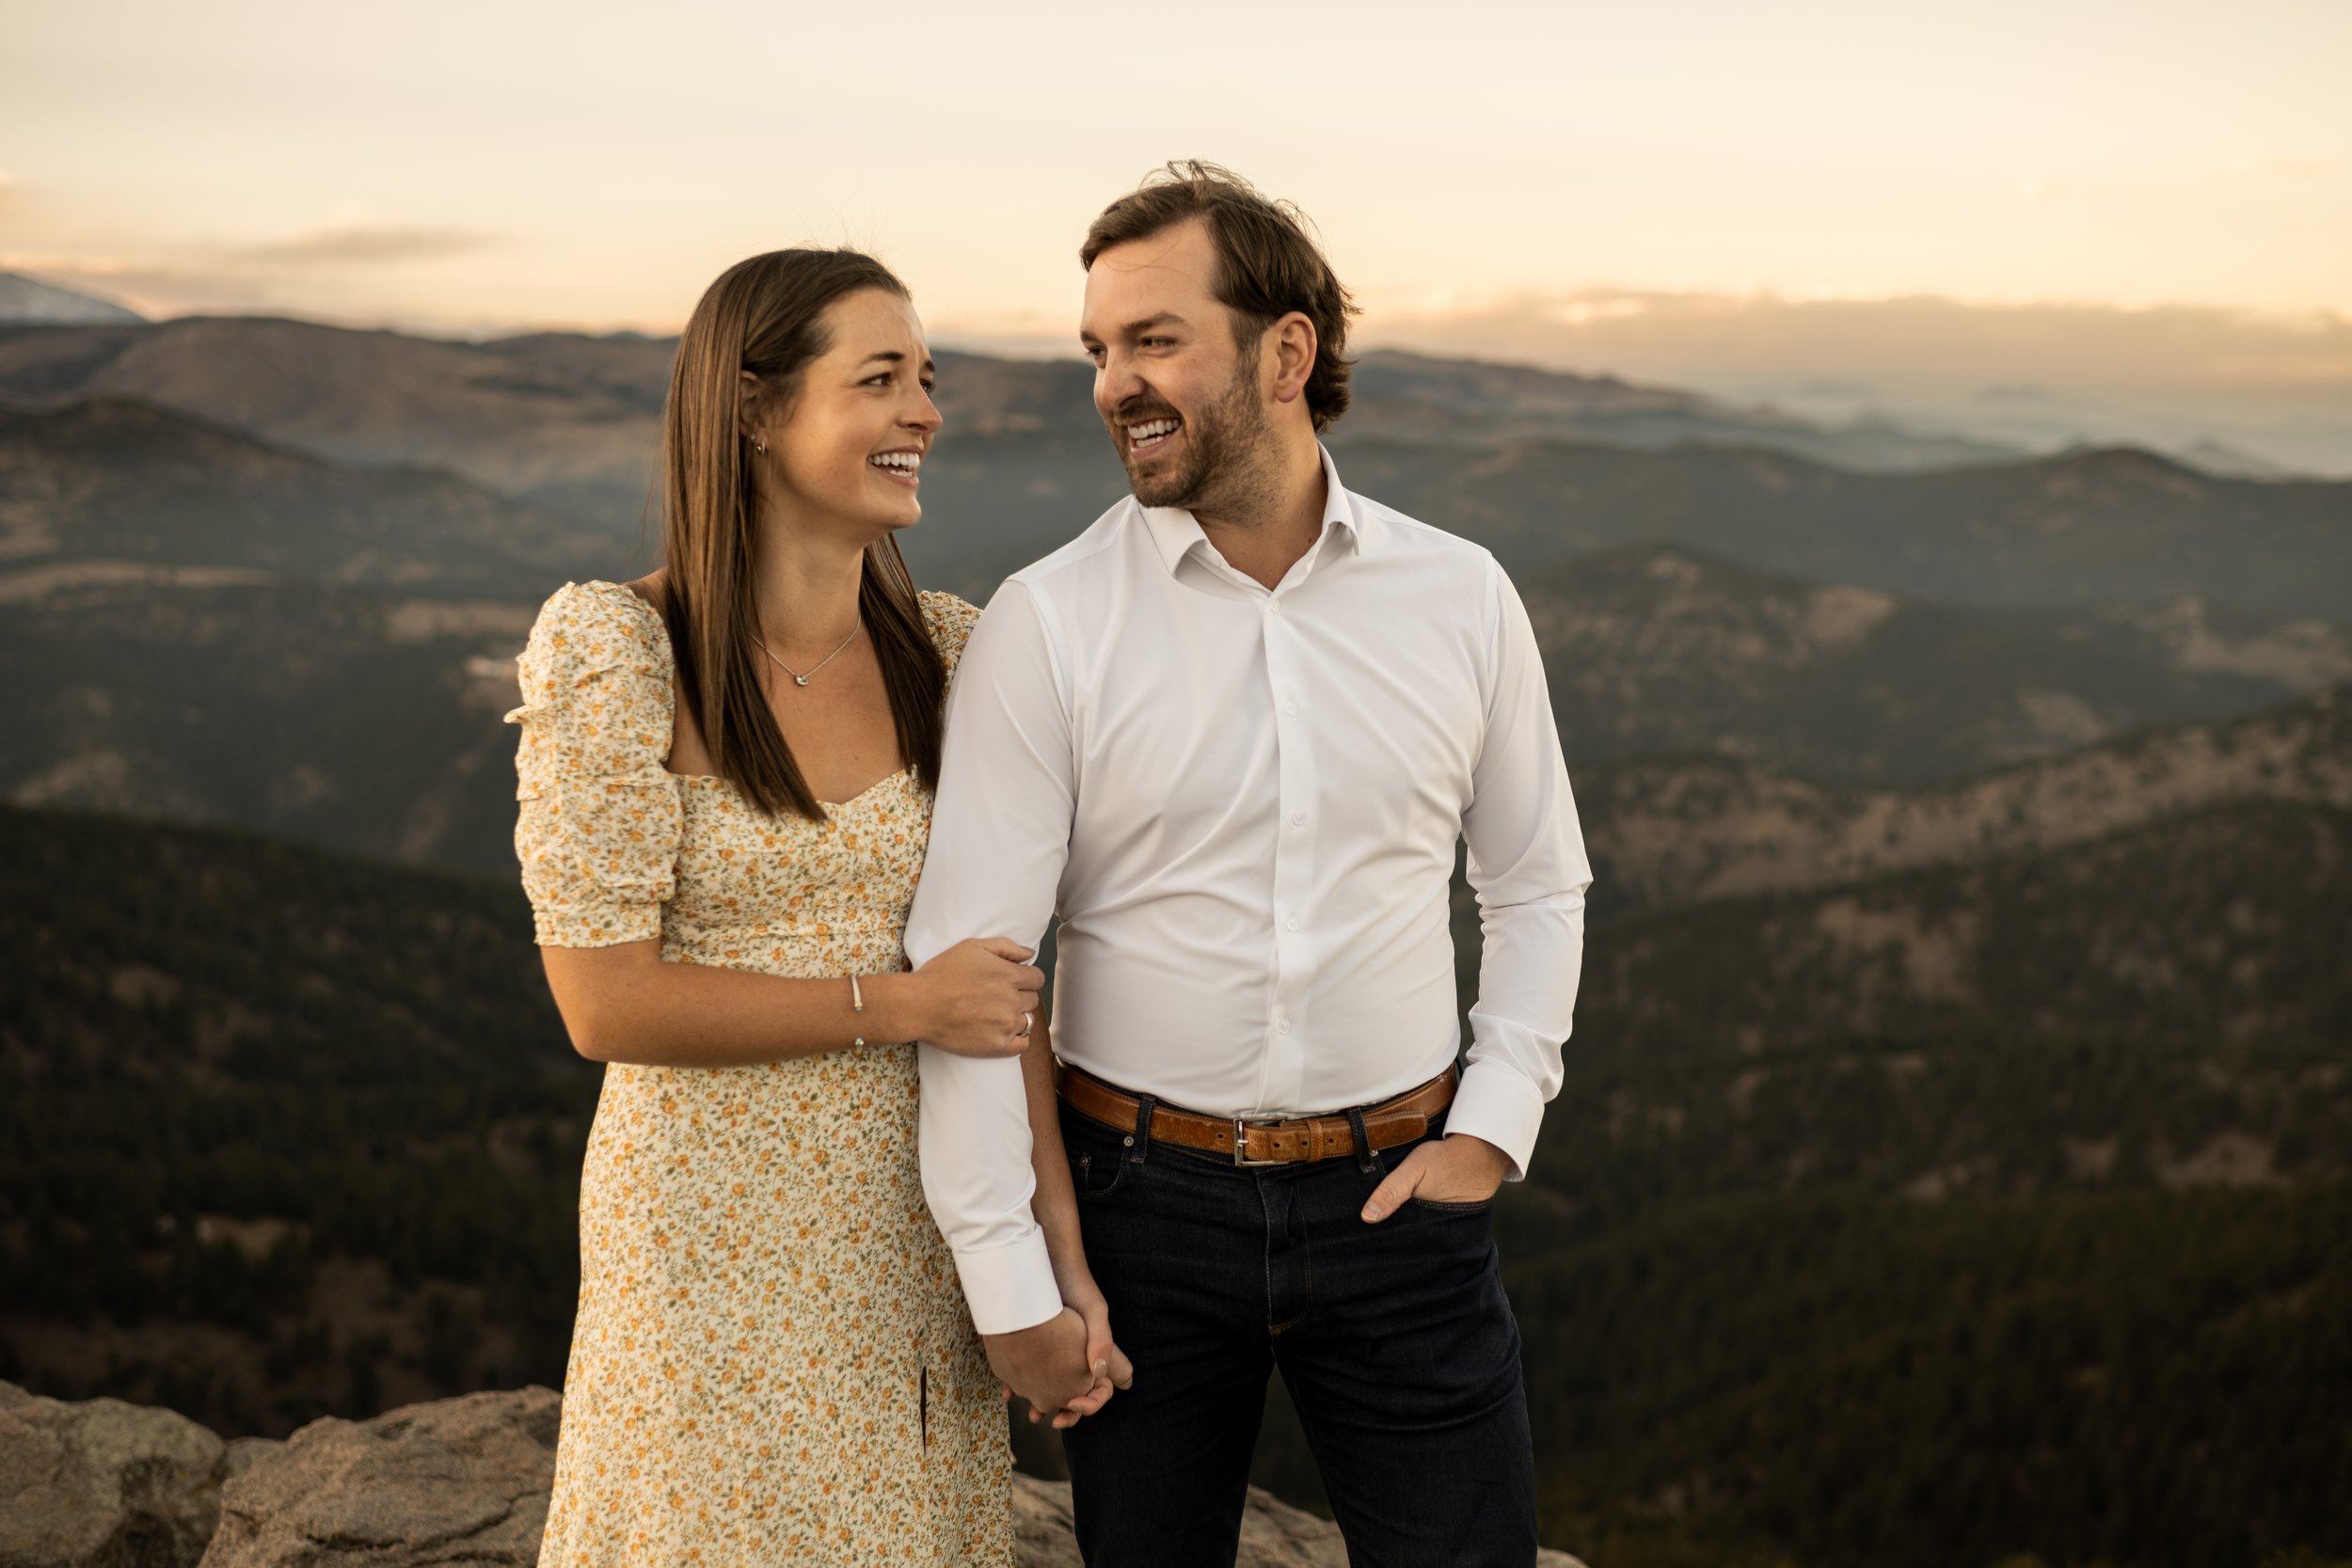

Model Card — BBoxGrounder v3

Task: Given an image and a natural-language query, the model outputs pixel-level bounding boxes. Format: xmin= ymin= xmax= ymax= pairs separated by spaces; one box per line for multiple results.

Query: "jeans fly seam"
xmin=1256 ymin=1175 xmax=1280 ymax=1334
xmin=1269 ymin=1208 xmax=1313 ymax=1336
xmin=1261 ymin=1177 xmax=1314 ymax=1336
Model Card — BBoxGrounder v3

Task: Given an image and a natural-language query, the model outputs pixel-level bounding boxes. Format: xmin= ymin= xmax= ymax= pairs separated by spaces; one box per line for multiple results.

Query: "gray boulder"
xmin=199 ymin=1387 xmax=560 ymax=1567
xmin=0 ymin=1379 xmax=242 ymax=1568
xmin=5 ymin=1380 xmax=1587 ymax=1566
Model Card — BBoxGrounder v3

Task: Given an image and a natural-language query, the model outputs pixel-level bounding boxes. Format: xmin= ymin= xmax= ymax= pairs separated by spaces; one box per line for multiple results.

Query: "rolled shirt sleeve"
xmin=906 ymin=582 xmax=1074 ymax=1337
xmin=1448 ymin=558 xmax=1594 ymax=1179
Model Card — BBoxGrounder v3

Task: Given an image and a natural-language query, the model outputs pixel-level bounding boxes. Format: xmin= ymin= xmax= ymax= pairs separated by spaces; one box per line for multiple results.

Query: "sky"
xmin=3 ymin=0 xmax=2349 ymax=466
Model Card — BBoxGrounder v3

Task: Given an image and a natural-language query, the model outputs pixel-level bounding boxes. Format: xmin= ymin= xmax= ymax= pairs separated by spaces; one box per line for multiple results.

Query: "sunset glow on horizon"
xmin=4 ymin=0 xmax=2347 ymax=467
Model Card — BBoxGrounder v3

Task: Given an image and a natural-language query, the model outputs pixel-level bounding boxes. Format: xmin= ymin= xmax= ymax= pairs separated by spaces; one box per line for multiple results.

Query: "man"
xmin=903 ymin=162 xmax=1593 ymax=1565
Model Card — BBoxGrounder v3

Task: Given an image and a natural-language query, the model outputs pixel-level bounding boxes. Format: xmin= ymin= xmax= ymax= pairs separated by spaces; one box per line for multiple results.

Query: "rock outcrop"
xmin=200 ymin=1387 xmax=560 ymax=1567
xmin=0 ymin=1381 xmax=1586 ymax=1566
xmin=0 ymin=1379 xmax=270 ymax=1568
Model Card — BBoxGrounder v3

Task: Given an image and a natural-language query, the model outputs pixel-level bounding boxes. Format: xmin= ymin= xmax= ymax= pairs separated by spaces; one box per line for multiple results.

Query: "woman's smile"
xmin=869 ymin=447 xmax=924 ymax=486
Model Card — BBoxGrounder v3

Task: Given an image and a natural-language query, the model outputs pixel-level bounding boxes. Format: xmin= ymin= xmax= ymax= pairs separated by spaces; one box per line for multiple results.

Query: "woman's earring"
xmin=754 ymin=436 xmax=767 ymax=454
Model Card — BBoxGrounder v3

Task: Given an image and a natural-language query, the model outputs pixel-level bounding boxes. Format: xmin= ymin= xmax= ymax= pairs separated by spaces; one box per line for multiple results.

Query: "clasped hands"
xmin=982 ymin=1275 xmax=1134 ymax=1430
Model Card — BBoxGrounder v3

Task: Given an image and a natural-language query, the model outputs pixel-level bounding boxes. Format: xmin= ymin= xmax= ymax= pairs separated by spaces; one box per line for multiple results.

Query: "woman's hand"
xmin=911 ymin=938 xmax=1043 ymax=1057
xmin=1035 ymin=1269 xmax=1135 ymax=1429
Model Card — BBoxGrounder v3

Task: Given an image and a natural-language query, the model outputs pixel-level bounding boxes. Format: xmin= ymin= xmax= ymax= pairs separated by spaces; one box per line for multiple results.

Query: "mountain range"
xmin=1524 ymin=544 xmax=2352 ymax=784
xmin=0 ymin=309 xmax=2195 ymax=545
xmin=0 ymin=398 xmax=623 ymax=594
xmin=0 ymin=272 xmax=145 ymax=327
xmin=8 ymin=314 xmax=2345 ymax=610
xmin=1337 ymin=437 xmax=2352 ymax=623
xmin=3 ymin=301 xmax=2347 ymax=1568
xmin=1345 ymin=349 xmax=2021 ymax=469
xmin=8 ymin=375 xmax=2349 ymax=881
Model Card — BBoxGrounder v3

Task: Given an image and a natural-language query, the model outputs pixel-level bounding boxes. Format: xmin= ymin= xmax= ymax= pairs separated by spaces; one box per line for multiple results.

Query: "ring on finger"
xmin=1016 ymin=1012 xmax=1034 ymax=1037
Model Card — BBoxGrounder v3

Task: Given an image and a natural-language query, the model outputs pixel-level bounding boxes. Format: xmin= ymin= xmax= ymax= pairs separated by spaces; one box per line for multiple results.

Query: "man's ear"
xmin=1267 ymin=312 xmax=1318 ymax=407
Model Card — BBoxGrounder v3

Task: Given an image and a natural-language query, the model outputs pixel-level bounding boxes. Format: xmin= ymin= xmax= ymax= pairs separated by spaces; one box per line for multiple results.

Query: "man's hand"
xmin=1359 ymin=1132 xmax=1512 ymax=1223
xmin=982 ymin=1307 xmax=1102 ymax=1419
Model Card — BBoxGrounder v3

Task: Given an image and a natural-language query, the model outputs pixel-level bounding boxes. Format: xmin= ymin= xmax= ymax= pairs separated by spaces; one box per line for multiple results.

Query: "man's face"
xmin=1079 ymin=217 xmax=1270 ymax=512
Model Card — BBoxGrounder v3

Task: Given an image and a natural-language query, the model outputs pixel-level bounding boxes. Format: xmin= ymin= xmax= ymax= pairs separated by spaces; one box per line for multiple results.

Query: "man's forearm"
xmin=1453 ymin=895 xmax=1586 ymax=1178
xmin=906 ymin=582 xmax=1083 ymax=1337
xmin=916 ymin=1044 xmax=1065 ymax=1334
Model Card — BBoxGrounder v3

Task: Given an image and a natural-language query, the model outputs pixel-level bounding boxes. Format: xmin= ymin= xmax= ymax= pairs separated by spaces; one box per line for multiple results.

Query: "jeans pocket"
xmin=1405 ymin=1193 xmax=1496 ymax=1214
xmin=1070 ymin=1149 xmax=1134 ymax=1200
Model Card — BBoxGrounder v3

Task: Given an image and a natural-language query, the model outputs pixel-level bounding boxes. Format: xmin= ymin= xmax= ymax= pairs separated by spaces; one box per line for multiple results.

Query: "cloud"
xmin=1 ymin=219 xmax=501 ymax=322
xmin=234 ymin=224 xmax=494 ymax=267
xmin=1365 ymin=288 xmax=2352 ymax=405
xmin=1356 ymin=287 xmax=2352 ymax=474
xmin=0 ymin=253 xmax=282 ymax=314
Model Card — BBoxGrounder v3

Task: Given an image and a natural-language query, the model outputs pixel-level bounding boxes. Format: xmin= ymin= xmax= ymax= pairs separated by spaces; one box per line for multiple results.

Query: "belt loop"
xmin=1346 ymin=1105 xmax=1382 ymax=1175
xmin=1128 ymin=1094 xmax=1157 ymax=1166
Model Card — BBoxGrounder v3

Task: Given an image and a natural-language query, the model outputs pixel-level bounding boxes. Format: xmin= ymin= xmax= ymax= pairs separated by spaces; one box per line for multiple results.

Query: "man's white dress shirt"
xmin=904 ymin=445 xmax=1594 ymax=1336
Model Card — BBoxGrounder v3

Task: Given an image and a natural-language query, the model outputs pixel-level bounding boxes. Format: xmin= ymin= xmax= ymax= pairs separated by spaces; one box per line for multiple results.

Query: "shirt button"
xmin=1285 ymin=701 xmax=1298 ymax=716
xmin=1279 ymin=1019 xmax=1293 ymax=1034
xmin=1286 ymin=916 xmax=1300 ymax=931
xmin=1267 ymin=600 xmax=1281 ymax=614
xmin=1292 ymin=813 xmax=1307 ymax=827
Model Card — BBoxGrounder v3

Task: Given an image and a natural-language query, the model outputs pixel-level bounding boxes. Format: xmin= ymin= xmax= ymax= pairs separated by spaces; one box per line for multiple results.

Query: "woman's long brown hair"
xmin=657 ymin=249 xmax=946 ymax=821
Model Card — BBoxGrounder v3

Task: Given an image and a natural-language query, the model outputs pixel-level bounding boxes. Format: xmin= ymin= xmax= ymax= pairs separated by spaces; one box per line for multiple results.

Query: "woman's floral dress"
xmin=506 ymin=579 xmax=1009 ymax=1566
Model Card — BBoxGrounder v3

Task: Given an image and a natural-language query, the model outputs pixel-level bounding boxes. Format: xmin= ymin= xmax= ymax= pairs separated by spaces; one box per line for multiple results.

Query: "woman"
xmin=505 ymin=249 xmax=1110 ymax=1565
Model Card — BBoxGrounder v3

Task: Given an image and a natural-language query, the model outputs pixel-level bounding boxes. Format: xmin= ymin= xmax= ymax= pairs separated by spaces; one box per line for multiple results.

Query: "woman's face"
xmin=750 ymin=288 xmax=941 ymax=542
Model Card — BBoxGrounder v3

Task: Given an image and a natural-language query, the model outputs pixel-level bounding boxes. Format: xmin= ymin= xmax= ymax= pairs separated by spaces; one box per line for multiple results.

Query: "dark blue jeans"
xmin=1056 ymin=1093 xmax=1537 ymax=1567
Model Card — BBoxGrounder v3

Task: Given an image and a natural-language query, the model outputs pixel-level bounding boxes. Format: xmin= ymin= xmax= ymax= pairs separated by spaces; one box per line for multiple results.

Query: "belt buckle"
xmin=1232 ymin=1117 xmax=1287 ymax=1167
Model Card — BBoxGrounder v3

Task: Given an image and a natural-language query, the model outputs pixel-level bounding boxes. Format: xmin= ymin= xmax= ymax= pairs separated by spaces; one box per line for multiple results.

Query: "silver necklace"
xmin=753 ymin=622 xmax=861 ymax=687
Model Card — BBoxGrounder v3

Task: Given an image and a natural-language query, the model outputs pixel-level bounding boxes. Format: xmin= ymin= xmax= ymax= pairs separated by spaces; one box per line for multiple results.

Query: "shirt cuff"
xmin=1446 ymin=1059 xmax=1547 ymax=1180
xmin=949 ymin=1225 xmax=1064 ymax=1337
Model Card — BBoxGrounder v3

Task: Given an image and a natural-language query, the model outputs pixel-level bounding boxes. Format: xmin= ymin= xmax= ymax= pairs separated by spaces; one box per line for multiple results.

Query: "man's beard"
xmin=1120 ymin=342 xmax=1279 ymax=516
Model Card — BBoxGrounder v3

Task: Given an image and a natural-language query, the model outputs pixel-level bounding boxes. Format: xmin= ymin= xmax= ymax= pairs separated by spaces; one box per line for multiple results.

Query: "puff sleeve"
xmin=503 ymin=581 xmax=685 ymax=947
xmin=919 ymin=589 xmax=982 ymax=689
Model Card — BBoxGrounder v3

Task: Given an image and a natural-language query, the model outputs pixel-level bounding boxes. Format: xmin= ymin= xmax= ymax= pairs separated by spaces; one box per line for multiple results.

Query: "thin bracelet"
xmin=849 ymin=973 xmax=865 ymax=1047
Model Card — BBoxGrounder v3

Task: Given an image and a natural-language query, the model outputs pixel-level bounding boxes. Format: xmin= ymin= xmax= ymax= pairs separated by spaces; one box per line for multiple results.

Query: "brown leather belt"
xmin=1055 ymin=1061 xmax=1457 ymax=1167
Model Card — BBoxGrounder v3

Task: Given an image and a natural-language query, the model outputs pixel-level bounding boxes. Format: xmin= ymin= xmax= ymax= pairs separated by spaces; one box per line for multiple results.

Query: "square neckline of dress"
xmin=582 ymin=578 xmax=918 ymax=816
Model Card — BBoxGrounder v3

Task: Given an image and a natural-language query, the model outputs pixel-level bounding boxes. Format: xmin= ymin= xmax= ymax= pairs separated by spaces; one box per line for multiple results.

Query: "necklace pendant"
xmin=794 ymin=673 xmax=810 ymax=687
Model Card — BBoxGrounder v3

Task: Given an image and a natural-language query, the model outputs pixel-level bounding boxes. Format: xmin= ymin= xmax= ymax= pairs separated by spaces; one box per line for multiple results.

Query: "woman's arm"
xmin=541 ymin=935 xmax=1041 ymax=1068
xmin=1023 ymin=1015 xmax=1088 ymax=1290
xmin=1021 ymin=1016 xmax=1134 ymax=1424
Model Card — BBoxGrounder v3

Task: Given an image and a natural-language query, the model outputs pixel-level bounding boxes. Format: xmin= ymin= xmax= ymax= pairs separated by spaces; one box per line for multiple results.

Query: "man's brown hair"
xmin=1080 ymin=160 xmax=1361 ymax=432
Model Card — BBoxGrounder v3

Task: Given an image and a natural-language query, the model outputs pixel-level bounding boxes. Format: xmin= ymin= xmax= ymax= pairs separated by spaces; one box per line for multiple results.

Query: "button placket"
xmin=1260 ymin=596 xmax=1318 ymax=1113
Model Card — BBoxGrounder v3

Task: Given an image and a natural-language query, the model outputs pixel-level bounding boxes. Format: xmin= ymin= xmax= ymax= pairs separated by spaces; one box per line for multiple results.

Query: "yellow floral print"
xmin=505 ymin=579 xmax=1009 ymax=1566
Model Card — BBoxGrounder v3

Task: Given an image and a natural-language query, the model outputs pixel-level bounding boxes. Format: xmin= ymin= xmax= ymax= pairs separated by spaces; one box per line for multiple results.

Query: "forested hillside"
xmin=7 ymin=799 xmax=2345 ymax=1568
xmin=0 ymin=804 xmax=594 ymax=1432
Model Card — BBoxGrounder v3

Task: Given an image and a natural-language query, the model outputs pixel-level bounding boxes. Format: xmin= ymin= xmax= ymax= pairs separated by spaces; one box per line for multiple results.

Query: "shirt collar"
xmin=1138 ymin=442 xmax=1375 ymax=578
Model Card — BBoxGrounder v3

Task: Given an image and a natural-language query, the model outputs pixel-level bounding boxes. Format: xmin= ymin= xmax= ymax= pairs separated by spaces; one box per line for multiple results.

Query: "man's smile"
xmin=1126 ymin=417 xmax=1181 ymax=454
